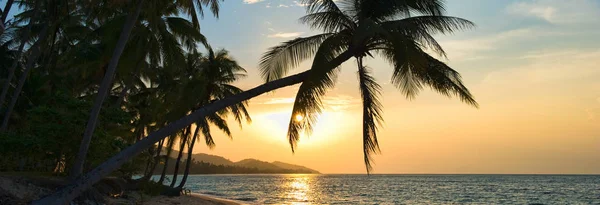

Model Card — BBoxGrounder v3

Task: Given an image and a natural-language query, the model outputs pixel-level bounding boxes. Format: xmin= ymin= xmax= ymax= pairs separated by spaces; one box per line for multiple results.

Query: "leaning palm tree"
xmin=34 ymin=0 xmax=477 ymax=204
xmin=260 ymin=0 xmax=478 ymax=172
xmin=70 ymin=0 xmax=146 ymax=179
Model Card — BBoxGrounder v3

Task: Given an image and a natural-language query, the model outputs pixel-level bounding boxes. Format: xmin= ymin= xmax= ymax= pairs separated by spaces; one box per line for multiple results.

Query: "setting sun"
xmin=294 ymin=114 xmax=304 ymax=122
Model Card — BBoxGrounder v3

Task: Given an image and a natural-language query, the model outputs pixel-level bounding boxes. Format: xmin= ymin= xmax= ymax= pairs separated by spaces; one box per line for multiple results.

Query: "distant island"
xmin=155 ymin=152 xmax=320 ymax=174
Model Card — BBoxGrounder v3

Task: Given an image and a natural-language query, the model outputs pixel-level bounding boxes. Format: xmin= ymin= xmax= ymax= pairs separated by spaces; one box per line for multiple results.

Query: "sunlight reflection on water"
xmin=158 ymin=174 xmax=600 ymax=204
xmin=284 ymin=175 xmax=311 ymax=204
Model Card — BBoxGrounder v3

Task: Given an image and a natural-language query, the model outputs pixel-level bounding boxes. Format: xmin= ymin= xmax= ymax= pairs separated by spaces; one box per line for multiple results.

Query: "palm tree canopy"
xmin=260 ymin=0 xmax=478 ymax=173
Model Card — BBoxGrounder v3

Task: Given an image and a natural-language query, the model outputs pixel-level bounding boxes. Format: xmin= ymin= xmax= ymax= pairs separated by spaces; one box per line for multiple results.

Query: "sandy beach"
xmin=142 ymin=194 xmax=242 ymax=205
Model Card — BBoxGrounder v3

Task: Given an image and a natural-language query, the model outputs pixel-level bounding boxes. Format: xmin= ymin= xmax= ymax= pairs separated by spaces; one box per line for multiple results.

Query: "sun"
xmin=294 ymin=114 xmax=304 ymax=122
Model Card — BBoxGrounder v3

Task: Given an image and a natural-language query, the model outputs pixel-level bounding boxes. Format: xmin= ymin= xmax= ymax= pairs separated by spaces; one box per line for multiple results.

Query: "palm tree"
xmin=0 ymin=0 xmax=42 ymax=127
xmin=0 ymin=17 xmax=51 ymax=131
xmin=70 ymin=0 xmax=215 ymax=179
xmin=259 ymin=0 xmax=478 ymax=172
xmin=1 ymin=0 xmax=88 ymax=131
xmin=34 ymin=0 xmax=477 ymax=203
xmin=69 ymin=0 xmax=146 ymax=179
xmin=176 ymin=48 xmax=250 ymax=189
xmin=157 ymin=135 xmax=177 ymax=184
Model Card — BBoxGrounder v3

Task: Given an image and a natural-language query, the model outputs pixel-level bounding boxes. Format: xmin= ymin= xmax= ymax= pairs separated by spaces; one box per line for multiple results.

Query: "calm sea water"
xmin=163 ymin=174 xmax=600 ymax=204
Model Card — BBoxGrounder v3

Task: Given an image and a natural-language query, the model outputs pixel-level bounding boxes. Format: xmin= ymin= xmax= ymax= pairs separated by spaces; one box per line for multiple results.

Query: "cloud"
xmin=439 ymin=28 xmax=534 ymax=61
xmin=293 ymin=1 xmax=308 ymax=6
xmin=258 ymin=95 xmax=359 ymax=111
xmin=508 ymin=2 xmax=556 ymax=22
xmin=439 ymin=28 xmax=575 ymax=61
xmin=507 ymin=0 xmax=600 ymax=24
xmin=323 ymin=95 xmax=360 ymax=111
xmin=263 ymin=1 xmax=309 ymax=8
xmin=482 ymin=49 xmax=600 ymax=84
xmin=243 ymin=0 xmax=264 ymax=4
xmin=260 ymin=98 xmax=296 ymax=105
xmin=268 ymin=32 xmax=303 ymax=38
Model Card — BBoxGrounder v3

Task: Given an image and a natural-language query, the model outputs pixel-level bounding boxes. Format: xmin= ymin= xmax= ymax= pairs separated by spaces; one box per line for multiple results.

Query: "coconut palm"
xmin=0 ymin=0 xmax=43 ymax=130
xmin=71 ymin=0 xmax=209 ymax=179
xmin=69 ymin=0 xmax=146 ymax=179
xmin=259 ymin=0 xmax=478 ymax=172
xmin=34 ymin=0 xmax=478 ymax=203
xmin=176 ymin=48 xmax=250 ymax=189
xmin=176 ymin=0 xmax=223 ymax=30
xmin=0 ymin=3 xmax=52 ymax=131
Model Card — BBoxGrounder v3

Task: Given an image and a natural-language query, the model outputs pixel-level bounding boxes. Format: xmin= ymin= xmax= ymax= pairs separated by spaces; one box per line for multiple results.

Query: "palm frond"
xmin=377 ymin=36 xmax=427 ymax=99
xmin=197 ymin=0 xmax=222 ymax=18
xmin=414 ymin=54 xmax=479 ymax=107
xmin=259 ymin=33 xmax=334 ymax=82
xmin=286 ymin=33 xmax=350 ymax=152
xmin=165 ymin=17 xmax=208 ymax=49
xmin=381 ymin=16 xmax=474 ymax=57
xmin=356 ymin=58 xmax=383 ymax=174
xmin=302 ymin=0 xmax=345 ymax=15
xmin=206 ymin=113 xmax=232 ymax=138
xmin=355 ymin=0 xmax=447 ymax=21
xmin=299 ymin=11 xmax=355 ymax=33
xmin=197 ymin=119 xmax=215 ymax=149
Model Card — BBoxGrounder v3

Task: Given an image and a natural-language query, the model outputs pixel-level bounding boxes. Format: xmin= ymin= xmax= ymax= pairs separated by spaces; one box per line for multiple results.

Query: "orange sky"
xmin=182 ymin=0 xmax=600 ymax=174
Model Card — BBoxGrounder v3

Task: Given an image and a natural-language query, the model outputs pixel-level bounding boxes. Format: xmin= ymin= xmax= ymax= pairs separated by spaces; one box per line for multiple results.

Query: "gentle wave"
xmin=159 ymin=174 xmax=600 ymax=204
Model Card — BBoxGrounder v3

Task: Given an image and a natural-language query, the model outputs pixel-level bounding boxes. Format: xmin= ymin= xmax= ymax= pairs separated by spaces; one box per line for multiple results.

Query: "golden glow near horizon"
xmin=189 ymin=0 xmax=600 ymax=174
xmin=286 ymin=175 xmax=311 ymax=204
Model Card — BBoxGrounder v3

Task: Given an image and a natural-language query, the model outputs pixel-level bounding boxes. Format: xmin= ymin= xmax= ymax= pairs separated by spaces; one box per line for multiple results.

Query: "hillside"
xmin=234 ymin=159 xmax=282 ymax=170
xmin=159 ymin=149 xmax=319 ymax=174
xmin=272 ymin=161 xmax=320 ymax=174
xmin=189 ymin=153 xmax=234 ymax=166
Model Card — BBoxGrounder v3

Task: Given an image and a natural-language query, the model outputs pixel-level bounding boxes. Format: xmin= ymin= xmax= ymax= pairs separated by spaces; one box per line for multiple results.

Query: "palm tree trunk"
xmin=32 ymin=49 xmax=353 ymax=205
xmin=141 ymin=139 xmax=164 ymax=181
xmin=0 ymin=23 xmax=50 ymax=131
xmin=0 ymin=37 xmax=25 ymax=109
xmin=169 ymin=126 xmax=190 ymax=188
xmin=0 ymin=1 xmax=40 ymax=112
xmin=158 ymin=137 xmax=175 ymax=184
xmin=157 ymin=153 xmax=170 ymax=184
xmin=69 ymin=0 xmax=145 ymax=180
xmin=177 ymin=125 xmax=200 ymax=189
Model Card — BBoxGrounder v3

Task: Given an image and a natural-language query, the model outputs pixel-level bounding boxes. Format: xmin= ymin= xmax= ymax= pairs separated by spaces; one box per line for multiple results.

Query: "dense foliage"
xmin=0 ymin=0 xmax=247 ymax=187
xmin=155 ymin=158 xmax=317 ymax=175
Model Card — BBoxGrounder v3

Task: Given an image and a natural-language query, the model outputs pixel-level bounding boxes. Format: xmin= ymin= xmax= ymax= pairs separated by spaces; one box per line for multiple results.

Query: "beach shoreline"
xmin=141 ymin=193 xmax=243 ymax=205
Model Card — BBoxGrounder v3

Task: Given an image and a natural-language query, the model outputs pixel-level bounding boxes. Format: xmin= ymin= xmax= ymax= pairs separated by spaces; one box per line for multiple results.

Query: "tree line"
xmin=154 ymin=159 xmax=317 ymax=175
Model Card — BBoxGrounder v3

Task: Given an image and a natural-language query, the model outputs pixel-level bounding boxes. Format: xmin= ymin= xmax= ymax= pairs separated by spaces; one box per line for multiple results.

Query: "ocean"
xmin=163 ymin=174 xmax=600 ymax=204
